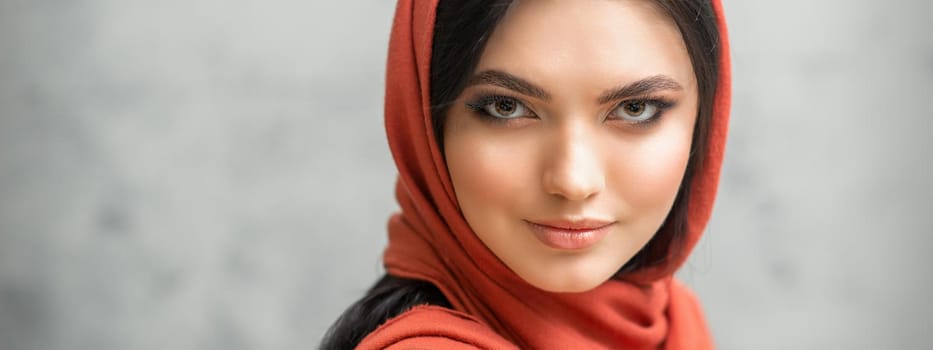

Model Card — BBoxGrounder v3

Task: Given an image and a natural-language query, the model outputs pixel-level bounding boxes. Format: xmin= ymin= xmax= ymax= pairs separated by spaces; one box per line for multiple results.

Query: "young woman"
xmin=323 ymin=0 xmax=731 ymax=348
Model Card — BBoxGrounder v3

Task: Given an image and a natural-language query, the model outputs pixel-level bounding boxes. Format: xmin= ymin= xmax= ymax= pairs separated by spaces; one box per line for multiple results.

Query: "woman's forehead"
xmin=474 ymin=0 xmax=697 ymax=97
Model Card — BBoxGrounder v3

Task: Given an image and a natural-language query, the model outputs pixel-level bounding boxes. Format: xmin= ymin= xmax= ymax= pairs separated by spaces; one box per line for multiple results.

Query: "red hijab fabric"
xmin=359 ymin=0 xmax=731 ymax=348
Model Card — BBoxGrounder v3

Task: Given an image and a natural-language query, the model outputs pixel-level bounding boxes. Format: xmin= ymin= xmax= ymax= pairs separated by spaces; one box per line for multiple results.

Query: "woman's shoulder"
xmin=355 ymin=305 xmax=519 ymax=350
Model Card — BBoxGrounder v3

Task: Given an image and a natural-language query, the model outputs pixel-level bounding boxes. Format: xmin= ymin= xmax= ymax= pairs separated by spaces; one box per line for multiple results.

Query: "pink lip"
xmin=524 ymin=218 xmax=615 ymax=250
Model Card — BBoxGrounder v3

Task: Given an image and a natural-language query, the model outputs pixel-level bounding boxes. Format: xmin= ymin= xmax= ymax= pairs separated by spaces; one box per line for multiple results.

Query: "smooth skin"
xmin=444 ymin=0 xmax=699 ymax=293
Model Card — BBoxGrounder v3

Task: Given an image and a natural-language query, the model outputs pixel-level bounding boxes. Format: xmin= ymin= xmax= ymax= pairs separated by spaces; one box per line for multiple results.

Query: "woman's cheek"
xmin=611 ymin=127 xmax=693 ymax=215
xmin=449 ymin=130 xmax=538 ymax=214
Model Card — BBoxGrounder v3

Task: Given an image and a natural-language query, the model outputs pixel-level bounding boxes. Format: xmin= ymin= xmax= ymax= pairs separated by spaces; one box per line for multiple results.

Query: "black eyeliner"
xmin=464 ymin=92 xmax=532 ymax=123
xmin=612 ymin=96 xmax=677 ymax=128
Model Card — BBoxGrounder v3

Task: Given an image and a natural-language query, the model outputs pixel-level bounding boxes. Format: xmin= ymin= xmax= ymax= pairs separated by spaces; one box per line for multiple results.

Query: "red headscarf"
xmin=360 ymin=0 xmax=731 ymax=348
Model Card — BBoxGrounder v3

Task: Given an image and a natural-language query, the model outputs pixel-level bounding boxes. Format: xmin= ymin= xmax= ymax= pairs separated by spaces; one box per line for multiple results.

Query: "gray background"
xmin=0 ymin=0 xmax=930 ymax=349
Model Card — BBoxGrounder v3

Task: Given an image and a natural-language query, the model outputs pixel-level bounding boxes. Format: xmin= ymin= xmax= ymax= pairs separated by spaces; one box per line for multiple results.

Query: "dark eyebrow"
xmin=467 ymin=70 xmax=683 ymax=105
xmin=597 ymin=75 xmax=684 ymax=104
xmin=467 ymin=70 xmax=551 ymax=101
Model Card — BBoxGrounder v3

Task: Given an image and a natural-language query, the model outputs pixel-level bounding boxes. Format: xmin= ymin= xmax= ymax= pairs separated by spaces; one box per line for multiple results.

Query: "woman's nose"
xmin=541 ymin=122 xmax=606 ymax=201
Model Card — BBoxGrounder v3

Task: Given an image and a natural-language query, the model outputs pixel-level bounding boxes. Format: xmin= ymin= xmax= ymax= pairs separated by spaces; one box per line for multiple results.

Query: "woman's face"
xmin=443 ymin=0 xmax=698 ymax=293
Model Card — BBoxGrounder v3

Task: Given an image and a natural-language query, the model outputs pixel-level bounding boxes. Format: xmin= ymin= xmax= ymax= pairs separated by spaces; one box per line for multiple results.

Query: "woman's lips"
xmin=524 ymin=219 xmax=615 ymax=250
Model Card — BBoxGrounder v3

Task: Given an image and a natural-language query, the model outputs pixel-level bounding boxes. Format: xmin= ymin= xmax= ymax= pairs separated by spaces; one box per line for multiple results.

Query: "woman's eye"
xmin=611 ymin=100 xmax=660 ymax=123
xmin=482 ymin=97 xmax=529 ymax=119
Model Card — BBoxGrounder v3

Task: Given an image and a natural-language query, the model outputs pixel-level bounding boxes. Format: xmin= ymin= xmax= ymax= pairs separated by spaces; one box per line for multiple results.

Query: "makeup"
xmin=524 ymin=219 xmax=615 ymax=250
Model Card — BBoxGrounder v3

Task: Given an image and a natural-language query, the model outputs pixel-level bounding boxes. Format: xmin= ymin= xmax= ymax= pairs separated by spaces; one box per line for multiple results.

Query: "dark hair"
xmin=321 ymin=1 xmax=720 ymax=348
xmin=319 ymin=275 xmax=451 ymax=349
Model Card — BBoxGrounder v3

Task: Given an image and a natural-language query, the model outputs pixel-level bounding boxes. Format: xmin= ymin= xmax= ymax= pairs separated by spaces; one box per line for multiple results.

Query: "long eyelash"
xmin=464 ymin=94 xmax=508 ymax=112
xmin=464 ymin=93 xmax=676 ymax=128
xmin=615 ymin=96 xmax=677 ymax=129
xmin=464 ymin=93 xmax=531 ymax=124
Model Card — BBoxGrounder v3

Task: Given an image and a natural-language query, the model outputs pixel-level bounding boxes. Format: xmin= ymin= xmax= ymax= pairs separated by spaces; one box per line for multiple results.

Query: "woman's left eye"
xmin=610 ymin=100 xmax=665 ymax=123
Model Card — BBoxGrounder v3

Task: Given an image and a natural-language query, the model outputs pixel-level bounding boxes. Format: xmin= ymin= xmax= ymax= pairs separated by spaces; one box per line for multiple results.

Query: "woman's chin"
xmin=517 ymin=263 xmax=619 ymax=294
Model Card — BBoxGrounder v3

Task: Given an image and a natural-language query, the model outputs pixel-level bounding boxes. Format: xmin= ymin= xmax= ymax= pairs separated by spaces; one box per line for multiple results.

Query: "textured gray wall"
xmin=0 ymin=1 xmax=930 ymax=349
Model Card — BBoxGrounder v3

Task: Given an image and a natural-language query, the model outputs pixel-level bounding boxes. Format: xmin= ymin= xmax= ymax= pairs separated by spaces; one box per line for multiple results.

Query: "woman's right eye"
xmin=467 ymin=95 xmax=533 ymax=120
